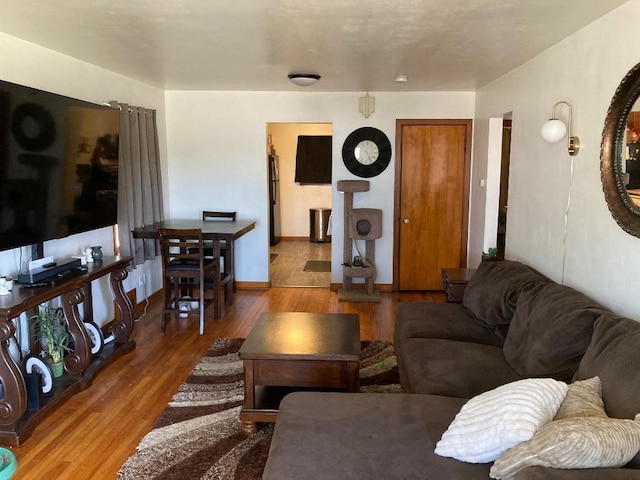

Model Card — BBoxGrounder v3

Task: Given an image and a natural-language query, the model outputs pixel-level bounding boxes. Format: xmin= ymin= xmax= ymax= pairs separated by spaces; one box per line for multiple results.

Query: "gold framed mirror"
xmin=601 ymin=61 xmax=640 ymax=237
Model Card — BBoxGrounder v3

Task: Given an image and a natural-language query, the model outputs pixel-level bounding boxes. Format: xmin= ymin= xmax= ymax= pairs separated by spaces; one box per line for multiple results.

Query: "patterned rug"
xmin=118 ymin=338 xmax=399 ymax=480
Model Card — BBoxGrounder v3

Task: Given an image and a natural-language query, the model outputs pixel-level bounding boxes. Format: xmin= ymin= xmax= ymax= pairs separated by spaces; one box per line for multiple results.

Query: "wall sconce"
xmin=540 ymin=101 xmax=580 ymax=156
xmin=359 ymin=93 xmax=375 ymax=118
xmin=288 ymin=74 xmax=321 ymax=87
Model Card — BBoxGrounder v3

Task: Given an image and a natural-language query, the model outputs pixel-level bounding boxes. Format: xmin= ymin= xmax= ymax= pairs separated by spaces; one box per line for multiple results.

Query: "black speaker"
xmin=25 ymin=373 xmax=43 ymax=412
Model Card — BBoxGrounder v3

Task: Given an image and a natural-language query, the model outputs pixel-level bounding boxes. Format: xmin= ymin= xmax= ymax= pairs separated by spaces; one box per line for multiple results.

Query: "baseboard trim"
xmin=330 ymin=283 xmax=393 ymax=292
xmin=278 ymin=236 xmax=310 ymax=242
xmin=116 ymin=282 xmax=393 ymax=302
xmin=236 ymin=281 xmax=270 ymax=290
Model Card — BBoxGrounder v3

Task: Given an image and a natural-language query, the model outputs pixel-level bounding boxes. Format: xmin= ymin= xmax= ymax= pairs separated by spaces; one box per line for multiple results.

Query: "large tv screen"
xmin=0 ymin=79 xmax=119 ymax=252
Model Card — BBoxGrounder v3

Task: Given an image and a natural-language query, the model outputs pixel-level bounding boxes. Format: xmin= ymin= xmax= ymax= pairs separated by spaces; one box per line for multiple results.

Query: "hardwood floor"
xmin=10 ymin=287 xmax=444 ymax=479
xmin=270 ymin=239 xmax=331 ymax=287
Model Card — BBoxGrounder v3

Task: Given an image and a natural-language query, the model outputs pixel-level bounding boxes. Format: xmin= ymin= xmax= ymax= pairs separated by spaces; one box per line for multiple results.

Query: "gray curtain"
xmin=115 ymin=103 xmax=164 ymax=266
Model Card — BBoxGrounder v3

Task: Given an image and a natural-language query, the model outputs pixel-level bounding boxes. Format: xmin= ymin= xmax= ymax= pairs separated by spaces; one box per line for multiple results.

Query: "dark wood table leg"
xmin=226 ymin=239 xmax=235 ymax=302
xmin=346 ymin=360 xmax=360 ymax=392
xmin=240 ymin=359 xmax=258 ymax=435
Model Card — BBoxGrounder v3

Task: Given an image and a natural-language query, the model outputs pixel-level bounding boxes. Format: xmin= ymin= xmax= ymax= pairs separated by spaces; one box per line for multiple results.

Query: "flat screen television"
xmin=0 ymin=79 xmax=119 ymax=253
xmin=294 ymin=135 xmax=332 ymax=184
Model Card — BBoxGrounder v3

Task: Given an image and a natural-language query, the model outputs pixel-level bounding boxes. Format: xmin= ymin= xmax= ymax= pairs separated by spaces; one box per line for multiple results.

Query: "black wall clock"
xmin=342 ymin=127 xmax=392 ymax=178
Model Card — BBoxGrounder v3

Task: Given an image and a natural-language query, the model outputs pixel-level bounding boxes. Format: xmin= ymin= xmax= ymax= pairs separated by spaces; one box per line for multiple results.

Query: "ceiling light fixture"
xmin=288 ymin=74 xmax=321 ymax=87
xmin=541 ymin=101 xmax=580 ymax=156
xmin=395 ymin=75 xmax=408 ymax=83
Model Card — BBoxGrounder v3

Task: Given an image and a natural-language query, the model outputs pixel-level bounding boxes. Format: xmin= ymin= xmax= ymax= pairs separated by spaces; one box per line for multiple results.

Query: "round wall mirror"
xmin=601 ymin=61 xmax=640 ymax=237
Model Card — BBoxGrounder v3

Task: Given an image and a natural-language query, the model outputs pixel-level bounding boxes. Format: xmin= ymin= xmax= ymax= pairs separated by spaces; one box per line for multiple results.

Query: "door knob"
xmin=403 ymin=218 xmax=409 ymax=224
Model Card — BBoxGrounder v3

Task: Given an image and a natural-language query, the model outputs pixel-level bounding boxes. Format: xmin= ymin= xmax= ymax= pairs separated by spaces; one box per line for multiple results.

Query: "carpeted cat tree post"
xmin=337 ymin=180 xmax=382 ymax=302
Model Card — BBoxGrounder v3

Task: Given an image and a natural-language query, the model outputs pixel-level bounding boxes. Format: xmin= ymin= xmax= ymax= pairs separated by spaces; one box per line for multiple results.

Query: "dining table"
xmin=131 ymin=219 xmax=256 ymax=306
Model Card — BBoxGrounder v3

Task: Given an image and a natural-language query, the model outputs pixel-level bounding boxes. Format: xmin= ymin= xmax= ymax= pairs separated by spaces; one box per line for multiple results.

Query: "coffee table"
xmin=239 ymin=312 xmax=361 ymax=435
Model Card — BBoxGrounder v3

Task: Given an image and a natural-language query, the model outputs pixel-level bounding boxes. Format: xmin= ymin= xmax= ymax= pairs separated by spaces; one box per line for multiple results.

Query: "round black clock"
xmin=342 ymin=127 xmax=392 ymax=178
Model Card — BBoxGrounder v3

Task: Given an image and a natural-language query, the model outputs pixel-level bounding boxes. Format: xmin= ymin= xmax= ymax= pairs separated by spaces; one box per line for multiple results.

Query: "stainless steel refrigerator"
xmin=268 ymin=155 xmax=281 ymax=245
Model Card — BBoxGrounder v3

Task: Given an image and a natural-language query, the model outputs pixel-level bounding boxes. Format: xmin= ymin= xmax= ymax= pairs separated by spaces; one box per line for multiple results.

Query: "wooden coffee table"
xmin=239 ymin=312 xmax=361 ymax=435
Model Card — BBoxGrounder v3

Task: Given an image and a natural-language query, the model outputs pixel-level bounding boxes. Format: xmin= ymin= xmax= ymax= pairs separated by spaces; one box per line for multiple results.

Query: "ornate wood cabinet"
xmin=0 ymin=255 xmax=135 ymax=446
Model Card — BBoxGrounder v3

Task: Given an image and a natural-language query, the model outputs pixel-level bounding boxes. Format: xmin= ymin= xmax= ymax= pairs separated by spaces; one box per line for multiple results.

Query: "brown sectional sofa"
xmin=262 ymin=260 xmax=640 ymax=479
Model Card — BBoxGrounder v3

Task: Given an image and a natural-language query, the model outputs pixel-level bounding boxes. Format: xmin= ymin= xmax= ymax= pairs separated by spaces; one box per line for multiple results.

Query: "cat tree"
xmin=337 ymin=180 xmax=382 ymax=302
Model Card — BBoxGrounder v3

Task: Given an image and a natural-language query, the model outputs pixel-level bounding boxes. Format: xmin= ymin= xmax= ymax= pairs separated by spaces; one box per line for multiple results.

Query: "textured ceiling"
xmin=0 ymin=0 xmax=629 ymax=91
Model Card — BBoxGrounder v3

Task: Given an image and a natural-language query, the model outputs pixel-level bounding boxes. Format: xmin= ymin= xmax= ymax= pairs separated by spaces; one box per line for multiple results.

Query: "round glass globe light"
xmin=541 ymin=119 xmax=567 ymax=143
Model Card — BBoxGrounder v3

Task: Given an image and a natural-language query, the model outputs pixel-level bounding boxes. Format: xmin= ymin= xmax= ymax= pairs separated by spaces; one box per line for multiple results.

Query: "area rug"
xmin=303 ymin=260 xmax=331 ymax=272
xmin=118 ymin=337 xmax=399 ymax=480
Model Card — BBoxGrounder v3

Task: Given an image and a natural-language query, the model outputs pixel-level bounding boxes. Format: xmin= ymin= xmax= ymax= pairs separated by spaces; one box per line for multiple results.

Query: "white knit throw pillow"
xmin=434 ymin=378 xmax=568 ymax=463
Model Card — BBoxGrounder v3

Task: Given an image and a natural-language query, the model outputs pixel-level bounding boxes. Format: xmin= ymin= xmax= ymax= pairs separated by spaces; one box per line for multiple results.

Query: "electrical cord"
xmin=561 ymin=155 xmax=575 ymax=285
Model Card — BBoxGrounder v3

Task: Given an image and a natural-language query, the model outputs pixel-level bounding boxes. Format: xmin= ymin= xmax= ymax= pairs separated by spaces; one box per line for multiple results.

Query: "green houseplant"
xmin=31 ymin=307 xmax=72 ymax=377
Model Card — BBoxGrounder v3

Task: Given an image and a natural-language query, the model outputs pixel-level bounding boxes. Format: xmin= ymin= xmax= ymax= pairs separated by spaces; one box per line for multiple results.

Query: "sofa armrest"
xmin=515 ymin=466 xmax=640 ymax=479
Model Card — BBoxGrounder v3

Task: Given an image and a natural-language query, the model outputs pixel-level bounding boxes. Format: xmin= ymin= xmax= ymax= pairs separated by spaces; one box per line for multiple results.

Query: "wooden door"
xmin=395 ymin=120 xmax=471 ymax=290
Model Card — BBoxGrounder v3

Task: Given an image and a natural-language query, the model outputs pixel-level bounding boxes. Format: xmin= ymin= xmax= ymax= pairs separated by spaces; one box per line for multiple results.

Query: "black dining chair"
xmin=202 ymin=211 xmax=236 ymax=293
xmin=158 ymin=228 xmax=222 ymax=335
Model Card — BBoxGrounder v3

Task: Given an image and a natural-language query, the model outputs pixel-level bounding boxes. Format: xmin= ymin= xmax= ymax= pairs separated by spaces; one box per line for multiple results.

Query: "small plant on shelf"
xmin=31 ymin=307 xmax=72 ymax=377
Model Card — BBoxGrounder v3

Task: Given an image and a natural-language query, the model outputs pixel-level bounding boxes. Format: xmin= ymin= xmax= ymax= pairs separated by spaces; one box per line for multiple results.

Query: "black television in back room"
xmin=0 ymin=79 xmax=119 ymax=253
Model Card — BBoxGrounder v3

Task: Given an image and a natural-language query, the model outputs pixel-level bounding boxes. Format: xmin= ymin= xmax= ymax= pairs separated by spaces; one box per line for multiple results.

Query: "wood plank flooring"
xmin=10 ymin=286 xmax=444 ymax=479
xmin=270 ymin=239 xmax=331 ymax=287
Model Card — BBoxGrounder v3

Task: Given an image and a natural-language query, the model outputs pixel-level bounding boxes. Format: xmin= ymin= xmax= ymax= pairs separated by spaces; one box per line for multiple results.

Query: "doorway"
xmin=266 ymin=123 xmax=333 ymax=287
xmin=497 ymin=118 xmax=512 ymax=259
xmin=394 ymin=119 xmax=472 ymax=290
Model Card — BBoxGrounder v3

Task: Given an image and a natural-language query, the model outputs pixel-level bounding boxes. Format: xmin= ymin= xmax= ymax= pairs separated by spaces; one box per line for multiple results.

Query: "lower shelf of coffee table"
xmin=242 ymin=385 xmax=344 ymax=421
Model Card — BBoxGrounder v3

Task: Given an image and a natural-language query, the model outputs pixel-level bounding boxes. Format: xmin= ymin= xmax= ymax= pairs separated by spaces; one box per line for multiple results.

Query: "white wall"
xmin=471 ymin=0 xmax=640 ymax=319
xmin=0 ymin=33 xmax=167 ymax=325
xmin=267 ymin=123 xmax=332 ymax=237
xmin=165 ymin=91 xmax=475 ymax=285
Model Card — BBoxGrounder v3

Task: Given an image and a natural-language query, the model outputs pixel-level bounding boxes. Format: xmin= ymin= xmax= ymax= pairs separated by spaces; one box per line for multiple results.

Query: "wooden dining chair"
xmin=157 ymin=228 xmax=222 ymax=335
xmin=202 ymin=210 xmax=236 ymax=293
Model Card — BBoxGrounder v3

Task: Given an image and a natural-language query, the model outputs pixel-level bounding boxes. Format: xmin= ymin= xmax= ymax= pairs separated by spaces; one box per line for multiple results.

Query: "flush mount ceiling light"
xmin=541 ymin=100 xmax=580 ymax=156
xmin=395 ymin=75 xmax=408 ymax=83
xmin=288 ymin=74 xmax=321 ymax=87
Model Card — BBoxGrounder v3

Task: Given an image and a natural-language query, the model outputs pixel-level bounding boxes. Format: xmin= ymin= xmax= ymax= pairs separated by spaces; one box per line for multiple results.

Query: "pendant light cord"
xmin=561 ymin=156 xmax=575 ymax=285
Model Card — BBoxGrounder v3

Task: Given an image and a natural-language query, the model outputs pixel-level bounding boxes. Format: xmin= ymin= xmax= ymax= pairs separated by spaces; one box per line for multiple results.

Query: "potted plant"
xmin=31 ymin=307 xmax=71 ymax=377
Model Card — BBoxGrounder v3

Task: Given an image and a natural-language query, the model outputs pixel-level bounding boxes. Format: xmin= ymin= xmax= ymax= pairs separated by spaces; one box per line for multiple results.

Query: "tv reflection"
xmin=71 ymin=134 xmax=118 ymax=234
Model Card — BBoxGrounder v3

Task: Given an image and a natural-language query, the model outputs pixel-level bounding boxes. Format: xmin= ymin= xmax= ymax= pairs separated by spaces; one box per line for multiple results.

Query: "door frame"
xmin=393 ymin=119 xmax=473 ymax=290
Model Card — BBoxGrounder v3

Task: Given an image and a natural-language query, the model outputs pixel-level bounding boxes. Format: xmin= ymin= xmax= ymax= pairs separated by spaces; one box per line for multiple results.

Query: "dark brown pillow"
xmin=503 ymin=283 xmax=607 ymax=381
xmin=462 ymin=260 xmax=549 ymax=329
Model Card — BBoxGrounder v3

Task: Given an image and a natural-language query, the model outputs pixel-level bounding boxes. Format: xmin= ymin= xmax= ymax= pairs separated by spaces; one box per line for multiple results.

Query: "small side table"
xmin=441 ymin=268 xmax=477 ymax=303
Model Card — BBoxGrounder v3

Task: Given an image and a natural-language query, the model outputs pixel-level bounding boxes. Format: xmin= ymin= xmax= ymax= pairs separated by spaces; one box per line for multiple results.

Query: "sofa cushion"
xmin=462 ymin=260 xmax=549 ymax=332
xmin=397 ymin=337 xmax=521 ymax=397
xmin=435 ymin=378 xmax=567 ymax=463
xmin=503 ymin=283 xmax=606 ymax=381
xmin=394 ymin=302 xmax=504 ymax=347
xmin=575 ymin=313 xmax=640 ymax=421
xmin=263 ymin=392 xmax=492 ymax=480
